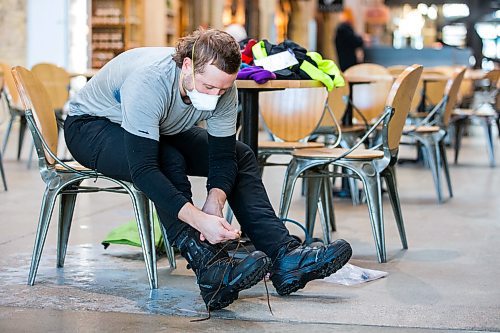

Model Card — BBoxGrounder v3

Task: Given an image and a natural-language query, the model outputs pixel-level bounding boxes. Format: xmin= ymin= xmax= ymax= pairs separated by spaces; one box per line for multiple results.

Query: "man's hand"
xmin=197 ymin=214 xmax=240 ymax=244
xmin=178 ymin=200 xmax=239 ymax=244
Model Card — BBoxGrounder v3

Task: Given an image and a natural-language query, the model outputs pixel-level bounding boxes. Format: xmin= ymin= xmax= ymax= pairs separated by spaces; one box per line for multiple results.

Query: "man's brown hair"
xmin=173 ymin=28 xmax=241 ymax=75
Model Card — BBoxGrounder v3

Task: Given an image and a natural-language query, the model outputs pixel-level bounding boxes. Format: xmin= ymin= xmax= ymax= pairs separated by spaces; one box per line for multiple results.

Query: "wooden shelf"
xmin=90 ymin=0 xmax=144 ymax=69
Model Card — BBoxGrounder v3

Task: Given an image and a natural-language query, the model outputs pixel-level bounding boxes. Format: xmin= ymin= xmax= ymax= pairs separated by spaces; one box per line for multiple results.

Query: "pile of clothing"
xmin=236 ymin=39 xmax=345 ymax=91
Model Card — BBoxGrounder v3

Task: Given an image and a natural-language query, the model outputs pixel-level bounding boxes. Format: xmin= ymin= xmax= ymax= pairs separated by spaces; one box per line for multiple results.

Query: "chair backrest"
xmin=31 ymin=63 xmax=70 ymax=111
xmin=259 ymin=87 xmax=328 ymax=142
xmin=423 ymin=67 xmax=449 ymax=107
xmin=485 ymin=68 xmax=500 ymax=88
xmin=385 ymin=64 xmax=423 ymax=150
xmin=320 ymin=81 xmax=350 ymax=128
xmin=442 ymin=67 xmax=466 ymax=127
xmin=12 ymin=66 xmax=59 ymax=165
xmin=0 ymin=62 xmax=22 ymax=108
xmin=344 ymin=63 xmax=393 ymax=123
xmin=388 ymin=64 xmax=423 ymax=113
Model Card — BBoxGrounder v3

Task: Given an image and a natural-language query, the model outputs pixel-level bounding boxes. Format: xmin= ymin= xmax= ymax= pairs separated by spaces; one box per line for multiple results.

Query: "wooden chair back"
xmin=0 ymin=62 xmax=22 ymax=108
xmin=388 ymin=65 xmax=423 ymax=113
xmin=485 ymin=69 xmax=500 ymax=87
xmin=31 ymin=63 xmax=70 ymax=111
xmin=320 ymin=81 xmax=350 ymax=127
xmin=385 ymin=64 xmax=423 ymax=150
xmin=259 ymin=87 xmax=328 ymax=142
xmin=344 ymin=63 xmax=393 ymax=123
xmin=442 ymin=67 xmax=466 ymax=127
xmin=12 ymin=66 xmax=59 ymax=165
xmin=423 ymin=67 xmax=449 ymax=107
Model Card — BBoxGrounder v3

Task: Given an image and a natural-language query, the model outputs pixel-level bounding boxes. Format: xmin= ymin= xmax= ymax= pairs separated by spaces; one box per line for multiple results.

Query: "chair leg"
xmin=29 ymin=187 xmax=59 ymax=286
xmin=0 ymin=150 xmax=7 ymax=191
xmin=57 ymin=192 xmax=78 ymax=268
xmin=482 ymin=117 xmax=496 ymax=167
xmin=322 ymin=175 xmax=336 ymax=233
xmin=348 ymin=176 xmax=360 ymax=205
xmin=130 ymin=189 xmax=158 ymax=289
xmin=225 ymin=205 xmax=234 ymax=224
xmin=454 ymin=118 xmax=465 ymax=164
xmin=359 ymin=170 xmax=386 ymax=263
xmin=420 ymin=137 xmax=443 ymax=203
xmin=304 ymin=170 xmax=322 ymax=242
xmin=495 ymin=116 xmax=500 ymax=139
xmin=382 ymin=165 xmax=407 ymax=249
xmin=279 ymin=158 xmax=302 ymax=219
xmin=159 ymin=223 xmax=177 ymax=269
xmin=27 ymin=141 xmax=35 ymax=169
xmin=2 ymin=117 xmax=14 ymax=154
xmin=439 ymin=140 xmax=453 ymax=198
xmin=17 ymin=115 xmax=27 ymax=160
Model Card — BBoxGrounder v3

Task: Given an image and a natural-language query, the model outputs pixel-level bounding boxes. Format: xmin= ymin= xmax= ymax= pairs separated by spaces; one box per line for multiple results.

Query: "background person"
xmin=335 ymin=7 xmax=365 ymax=72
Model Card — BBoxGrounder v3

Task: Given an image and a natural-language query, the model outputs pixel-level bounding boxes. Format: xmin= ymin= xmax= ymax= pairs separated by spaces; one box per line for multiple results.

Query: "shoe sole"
xmin=203 ymin=256 xmax=272 ymax=310
xmin=272 ymin=242 xmax=352 ymax=296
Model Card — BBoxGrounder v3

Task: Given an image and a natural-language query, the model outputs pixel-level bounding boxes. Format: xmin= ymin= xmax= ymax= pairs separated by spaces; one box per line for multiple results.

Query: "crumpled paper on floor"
xmin=323 ymin=263 xmax=388 ymax=286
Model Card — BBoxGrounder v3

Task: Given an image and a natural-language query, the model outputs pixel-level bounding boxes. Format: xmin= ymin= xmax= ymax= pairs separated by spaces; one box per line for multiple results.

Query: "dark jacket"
xmin=334 ymin=22 xmax=364 ymax=72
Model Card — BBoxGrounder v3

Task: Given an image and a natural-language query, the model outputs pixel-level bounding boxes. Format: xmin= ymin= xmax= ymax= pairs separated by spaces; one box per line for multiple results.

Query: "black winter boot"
xmin=175 ymin=227 xmax=271 ymax=310
xmin=270 ymin=239 xmax=352 ymax=296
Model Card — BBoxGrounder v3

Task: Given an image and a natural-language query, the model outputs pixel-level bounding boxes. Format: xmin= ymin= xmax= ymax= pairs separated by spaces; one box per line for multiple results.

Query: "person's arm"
xmin=202 ymin=83 xmax=239 ymax=222
xmin=338 ymin=24 xmax=364 ymax=49
xmin=202 ymin=133 xmax=237 ymax=213
xmin=120 ymin=67 xmax=238 ymax=244
xmin=124 ymin=131 xmax=239 ymax=244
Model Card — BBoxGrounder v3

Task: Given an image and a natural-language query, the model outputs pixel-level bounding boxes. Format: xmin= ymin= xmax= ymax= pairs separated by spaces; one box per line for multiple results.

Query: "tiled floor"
xmin=0 ymin=121 xmax=499 ymax=332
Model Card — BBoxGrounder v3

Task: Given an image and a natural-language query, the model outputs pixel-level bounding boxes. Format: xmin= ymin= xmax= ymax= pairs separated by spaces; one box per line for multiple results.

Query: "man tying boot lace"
xmin=64 ymin=28 xmax=352 ymax=311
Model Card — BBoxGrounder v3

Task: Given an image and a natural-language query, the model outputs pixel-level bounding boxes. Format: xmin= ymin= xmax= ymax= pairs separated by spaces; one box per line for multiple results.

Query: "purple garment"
xmin=237 ymin=66 xmax=276 ymax=84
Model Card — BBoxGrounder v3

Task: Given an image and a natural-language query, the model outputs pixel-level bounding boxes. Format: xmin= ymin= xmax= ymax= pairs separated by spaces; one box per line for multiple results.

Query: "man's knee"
xmin=235 ymin=142 xmax=258 ymax=169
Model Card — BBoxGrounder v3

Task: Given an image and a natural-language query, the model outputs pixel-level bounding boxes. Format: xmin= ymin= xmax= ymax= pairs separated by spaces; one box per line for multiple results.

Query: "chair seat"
xmin=258 ymin=141 xmax=324 ymax=151
xmin=404 ymin=125 xmax=440 ymax=133
xmin=55 ymin=161 xmax=89 ymax=171
xmin=292 ymin=147 xmax=384 ymax=160
xmin=453 ymin=108 xmax=497 ymax=117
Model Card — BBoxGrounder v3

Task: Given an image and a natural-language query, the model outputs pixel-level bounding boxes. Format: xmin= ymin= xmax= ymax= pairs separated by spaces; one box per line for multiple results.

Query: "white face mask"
xmin=185 ymin=41 xmax=221 ymax=111
xmin=185 ymin=76 xmax=220 ymax=111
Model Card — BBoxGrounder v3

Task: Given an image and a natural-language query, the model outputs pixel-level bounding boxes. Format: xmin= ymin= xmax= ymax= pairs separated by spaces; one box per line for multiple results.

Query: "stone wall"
xmin=0 ymin=0 xmax=27 ymax=66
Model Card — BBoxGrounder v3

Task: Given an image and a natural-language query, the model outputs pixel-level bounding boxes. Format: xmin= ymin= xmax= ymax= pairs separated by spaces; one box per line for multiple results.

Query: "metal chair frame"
xmin=12 ymin=66 xmax=175 ymax=289
xmin=279 ymin=65 xmax=423 ymax=262
xmin=403 ymin=68 xmax=466 ymax=203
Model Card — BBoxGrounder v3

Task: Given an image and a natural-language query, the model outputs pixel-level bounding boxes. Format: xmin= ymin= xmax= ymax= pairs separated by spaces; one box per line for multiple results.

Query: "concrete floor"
xmin=0 ymin=121 xmax=499 ymax=332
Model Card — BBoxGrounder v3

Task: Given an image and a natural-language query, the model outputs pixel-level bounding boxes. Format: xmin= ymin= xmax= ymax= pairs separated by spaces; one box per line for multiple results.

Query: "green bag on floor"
xmin=102 ymin=214 xmax=163 ymax=249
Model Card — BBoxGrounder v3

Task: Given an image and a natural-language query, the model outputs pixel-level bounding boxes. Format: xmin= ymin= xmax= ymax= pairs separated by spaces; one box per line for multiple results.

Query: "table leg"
xmin=342 ymin=83 xmax=354 ymax=126
xmin=240 ymin=90 xmax=259 ymax=156
xmin=418 ymin=81 xmax=427 ymax=113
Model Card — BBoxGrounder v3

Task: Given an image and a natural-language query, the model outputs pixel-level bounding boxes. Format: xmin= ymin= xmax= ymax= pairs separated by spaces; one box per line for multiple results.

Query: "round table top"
xmin=344 ymin=73 xmax=390 ymax=84
xmin=420 ymin=73 xmax=448 ymax=82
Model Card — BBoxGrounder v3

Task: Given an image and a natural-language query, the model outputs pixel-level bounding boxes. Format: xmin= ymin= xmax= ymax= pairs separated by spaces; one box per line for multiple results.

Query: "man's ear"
xmin=182 ymin=57 xmax=193 ymax=72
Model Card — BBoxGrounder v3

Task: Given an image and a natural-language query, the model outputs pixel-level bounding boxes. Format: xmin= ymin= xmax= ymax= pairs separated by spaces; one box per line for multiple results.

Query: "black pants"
xmin=64 ymin=115 xmax=295 ymax=259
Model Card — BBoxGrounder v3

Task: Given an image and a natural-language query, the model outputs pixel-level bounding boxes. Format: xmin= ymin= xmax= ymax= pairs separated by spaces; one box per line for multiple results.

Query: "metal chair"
xmin=403 ymin=67 xmax=466 ymax=203
xmin=279 ymin=64 xmax=423 ymax=263
xmin=453 ymin=69 xmax=499 ymax=167
xmin=1 ymin=62 xmax=27 ymax=160
xmin=27 ymin=63 xmax=72 ymax=167
xmin=257 ymin=87 xmax=330 ymax=237
xmin=344 ymin=63 xmax=393 ymax=125
xmin=11 ymin=65 xmax=162 ymax=289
